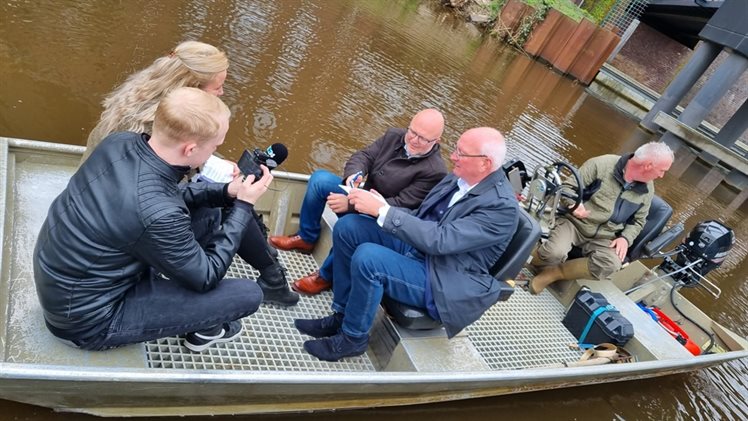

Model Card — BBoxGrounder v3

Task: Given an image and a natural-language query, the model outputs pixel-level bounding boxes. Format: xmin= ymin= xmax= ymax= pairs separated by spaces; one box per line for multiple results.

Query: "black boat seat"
xmin=625 ymin=195 xmax=672 ymax=261
xmin=383 ymin=208 xmax=541 ymax=330
xmin=567 ymin=195 xmax=672 ymax=262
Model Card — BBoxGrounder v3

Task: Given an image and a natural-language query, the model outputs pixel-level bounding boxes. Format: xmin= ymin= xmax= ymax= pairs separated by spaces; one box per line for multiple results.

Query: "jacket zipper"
xmin=592 ymin=187 xmax=625 ymax=238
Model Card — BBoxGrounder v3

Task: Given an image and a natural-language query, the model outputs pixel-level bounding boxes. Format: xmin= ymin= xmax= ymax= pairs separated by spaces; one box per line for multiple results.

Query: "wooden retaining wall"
xmin=496 ymin=0 xmax=620 ymax=85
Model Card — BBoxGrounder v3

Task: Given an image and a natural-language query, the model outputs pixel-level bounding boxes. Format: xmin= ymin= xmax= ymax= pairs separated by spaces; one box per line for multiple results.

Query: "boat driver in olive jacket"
xmin=33 ymin=87 xmax=270 ymax=352
xmin=294 ymin=127 xmax=519 ymax=362
xmin=529 ymin=141 xmax=674 ymax=295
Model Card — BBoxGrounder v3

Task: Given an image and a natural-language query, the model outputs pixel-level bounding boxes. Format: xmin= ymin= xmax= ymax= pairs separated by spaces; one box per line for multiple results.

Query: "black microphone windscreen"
xmin=270 ymin=143 xmax=288 ymax=166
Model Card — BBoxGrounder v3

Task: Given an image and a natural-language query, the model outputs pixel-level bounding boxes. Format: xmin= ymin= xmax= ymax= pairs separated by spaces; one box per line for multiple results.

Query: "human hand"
xmin=327 ymin=193 xmax=350 ymax=213
xmin=572 ymin=203 xmax=590 ymax=219
xmin=610 ymin=237 xmax=629 ymax=262
xmin=348 ymin=188 xmax=385 ymax=217
xmin=227 ymin=176 xmax=241 ymax=198
xmin=235 ymin=165 xmax=273 ymax=204
xmin=228 ymin=160 xmax=241 ymax=179
xmin=225 ymin=162 xmax=244 ymax=198
xmin=346 ymin=172 xmax=364 ymax=188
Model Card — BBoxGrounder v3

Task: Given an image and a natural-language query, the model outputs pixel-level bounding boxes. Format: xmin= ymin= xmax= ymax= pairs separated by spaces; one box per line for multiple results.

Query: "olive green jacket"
xmin=564 ymin=154 xmax=654 ymax=246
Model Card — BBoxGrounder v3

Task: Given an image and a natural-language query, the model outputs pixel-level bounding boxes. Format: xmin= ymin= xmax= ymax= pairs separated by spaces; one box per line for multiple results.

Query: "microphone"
xmin=263 ymin=143 xmax=288 ymax=169
xmin=237 ymin=143 xmax=289 ymax=182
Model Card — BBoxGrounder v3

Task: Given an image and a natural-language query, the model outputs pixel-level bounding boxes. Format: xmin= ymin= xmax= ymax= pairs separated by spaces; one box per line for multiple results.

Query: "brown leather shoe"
xmin=269 ymin=234 xmax=315 ymax=254
xmin=292 ymin=271 xmax=331 ymax=295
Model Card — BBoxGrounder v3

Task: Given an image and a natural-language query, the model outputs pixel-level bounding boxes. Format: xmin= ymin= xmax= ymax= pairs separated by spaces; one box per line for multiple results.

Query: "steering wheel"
xmin=549 ymin=161 xmax=584 ymax=215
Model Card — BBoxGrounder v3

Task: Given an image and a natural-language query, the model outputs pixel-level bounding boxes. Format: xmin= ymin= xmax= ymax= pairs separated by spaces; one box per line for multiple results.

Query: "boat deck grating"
xmin=144 ymin=250 xmax=377 ymax=372
xmin=8 ymin=155 xmax=580 ymax=372
xmin=146 ymin=256 xmax=582 ymax=372
xmin=466 ymin=270 xmax=584 ymax=370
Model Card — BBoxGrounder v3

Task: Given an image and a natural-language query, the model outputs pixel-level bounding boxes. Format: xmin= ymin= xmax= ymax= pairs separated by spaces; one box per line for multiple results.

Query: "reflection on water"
xmin=1 ymin=0 xmax=746 ymax=419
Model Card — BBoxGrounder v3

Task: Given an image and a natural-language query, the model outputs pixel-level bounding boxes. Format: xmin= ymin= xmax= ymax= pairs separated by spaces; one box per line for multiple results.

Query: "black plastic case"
xmin=562 ymin=288 xmax=634 ymax=346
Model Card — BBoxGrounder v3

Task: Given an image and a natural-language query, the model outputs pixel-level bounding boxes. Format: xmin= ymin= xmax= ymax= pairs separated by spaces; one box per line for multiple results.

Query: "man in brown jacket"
xmin=529 ymin=141 xmax=673 ymax=294
xmin=270 ymin=109 xmax=448 ymax=294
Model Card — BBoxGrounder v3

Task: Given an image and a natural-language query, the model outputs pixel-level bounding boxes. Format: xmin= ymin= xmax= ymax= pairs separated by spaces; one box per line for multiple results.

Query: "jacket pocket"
xmin=611 ymin=198 xmax=642 ymax=225
xmin=466 ymin=271 xmax=494 ymax=290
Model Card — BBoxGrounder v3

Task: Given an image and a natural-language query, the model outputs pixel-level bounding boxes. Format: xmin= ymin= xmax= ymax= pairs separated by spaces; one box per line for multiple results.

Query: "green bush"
xmin=488 ymin=0 xmax=508 ymax=20
xmin=581 ymin=0 xmax=617 ymax=23
xmin=522 ymin=0 xmax=597 ymax=23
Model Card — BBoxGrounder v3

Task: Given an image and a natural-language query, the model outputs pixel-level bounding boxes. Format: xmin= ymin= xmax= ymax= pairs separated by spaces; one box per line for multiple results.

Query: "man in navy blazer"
xmin=295 ymin=127 xmax=519 ymax=361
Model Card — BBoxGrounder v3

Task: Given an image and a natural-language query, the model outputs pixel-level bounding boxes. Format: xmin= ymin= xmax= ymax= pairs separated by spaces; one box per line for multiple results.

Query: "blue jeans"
xmin=317 ymin=214 xmax=357 ymax=281
xmin=318 ymin=250 xmax=334 ymax=281
xmin=331 ymin=214 xmax=429 ymax=338
xmin=298 ymin=169 xmax=346 ymax=244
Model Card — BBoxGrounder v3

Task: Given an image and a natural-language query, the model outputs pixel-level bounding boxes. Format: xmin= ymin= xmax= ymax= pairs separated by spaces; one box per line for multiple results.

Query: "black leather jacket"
xmin=33 ymin=132 xmax=253 ymax=341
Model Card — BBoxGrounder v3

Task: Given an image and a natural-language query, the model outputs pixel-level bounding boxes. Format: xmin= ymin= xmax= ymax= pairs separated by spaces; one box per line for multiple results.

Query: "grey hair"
xmin=480 ymin=134 xmax=507 ymax=171
xmin=634 ymin=141 xmax=674 ymax=162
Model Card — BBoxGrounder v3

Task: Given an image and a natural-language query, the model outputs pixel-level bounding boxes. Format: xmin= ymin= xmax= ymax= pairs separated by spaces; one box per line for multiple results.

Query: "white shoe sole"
xmin=184 ymin=326 xmax=243 ymax=352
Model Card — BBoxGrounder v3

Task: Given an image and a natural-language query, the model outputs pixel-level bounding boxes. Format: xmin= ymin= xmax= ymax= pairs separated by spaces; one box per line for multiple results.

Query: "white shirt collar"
xmin=449 ymin=178 xmax=477 ymax=207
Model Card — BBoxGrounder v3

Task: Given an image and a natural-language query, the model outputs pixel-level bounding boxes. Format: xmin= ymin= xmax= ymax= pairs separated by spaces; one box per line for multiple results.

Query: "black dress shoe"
xmin=294 ymin=313 xmax=344 ymax=338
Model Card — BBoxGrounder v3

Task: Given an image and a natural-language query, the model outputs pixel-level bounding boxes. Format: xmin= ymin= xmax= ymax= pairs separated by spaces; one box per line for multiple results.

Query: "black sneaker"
xmin=184 ymin=320 xmax=243 ymax=352
xmin=294 ymin=313 xmax=344 ymax=338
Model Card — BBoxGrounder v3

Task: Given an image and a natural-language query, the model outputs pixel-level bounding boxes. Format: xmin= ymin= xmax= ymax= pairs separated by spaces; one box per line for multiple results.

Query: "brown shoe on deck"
xmin=269 ymin=234 xmax=315 ymax=254
xmin=292 ymin=271 xmax=331 ymax=295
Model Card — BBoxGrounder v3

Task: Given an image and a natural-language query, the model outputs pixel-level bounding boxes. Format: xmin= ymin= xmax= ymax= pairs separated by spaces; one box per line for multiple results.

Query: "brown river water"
xmin=1 ymin=0 xmax=746 ymax=419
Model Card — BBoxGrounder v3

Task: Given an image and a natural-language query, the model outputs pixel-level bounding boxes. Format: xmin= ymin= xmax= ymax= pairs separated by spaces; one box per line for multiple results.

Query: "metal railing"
xmin=601 ymin=0 xmax=649 ymax=36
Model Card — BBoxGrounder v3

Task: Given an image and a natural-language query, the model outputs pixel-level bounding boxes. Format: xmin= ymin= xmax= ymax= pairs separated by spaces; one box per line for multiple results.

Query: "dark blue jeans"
xmin=298 ymin=169 xmax=346 ymax=244
xmin=331 ymin=214 xmax=429 ymax=338
xmin=76 ymin=205 xmax=264 ymax=350
xmin=298 ymin=169 xmax=348 ymax=281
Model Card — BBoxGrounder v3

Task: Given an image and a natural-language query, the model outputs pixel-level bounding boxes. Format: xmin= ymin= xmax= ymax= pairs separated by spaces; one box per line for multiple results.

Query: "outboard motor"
xmin=661 ymin=220 xmax=735 ymax=287
xmin=632 ymin=220 xmax=734 ymax=355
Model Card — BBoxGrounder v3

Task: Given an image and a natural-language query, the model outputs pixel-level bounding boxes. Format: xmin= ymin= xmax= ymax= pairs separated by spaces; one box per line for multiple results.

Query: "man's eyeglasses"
xmin=407 ymin=127 xmax=439 ymax=144
xmin=451 ymin=147 xmax=487 ymax=159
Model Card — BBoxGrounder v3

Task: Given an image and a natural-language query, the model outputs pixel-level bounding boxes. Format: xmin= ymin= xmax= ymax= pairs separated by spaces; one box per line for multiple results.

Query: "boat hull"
xmin=2 ymin=351 xmax=746 ymax=416
xmin=1 ymin=137 xmax=746 ymax=416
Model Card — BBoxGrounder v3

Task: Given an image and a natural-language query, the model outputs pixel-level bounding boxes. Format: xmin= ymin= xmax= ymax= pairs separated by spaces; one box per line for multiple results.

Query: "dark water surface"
xmin=1 ymin=0 xmax=746 ymax=419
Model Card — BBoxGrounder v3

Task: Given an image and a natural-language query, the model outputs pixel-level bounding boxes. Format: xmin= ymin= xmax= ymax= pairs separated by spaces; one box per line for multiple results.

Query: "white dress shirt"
xmin=376 ymin=178 xmax=477 ymax=226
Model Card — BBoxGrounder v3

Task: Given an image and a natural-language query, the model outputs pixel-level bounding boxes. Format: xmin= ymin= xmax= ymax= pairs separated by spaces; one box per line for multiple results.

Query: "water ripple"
xmin=1 ymin=0 xmax=746 ymax=419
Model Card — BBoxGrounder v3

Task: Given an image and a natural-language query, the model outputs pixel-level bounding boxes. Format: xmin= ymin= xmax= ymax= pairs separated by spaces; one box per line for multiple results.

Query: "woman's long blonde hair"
xmin=81 ymin=40 xmax=228 ymax=162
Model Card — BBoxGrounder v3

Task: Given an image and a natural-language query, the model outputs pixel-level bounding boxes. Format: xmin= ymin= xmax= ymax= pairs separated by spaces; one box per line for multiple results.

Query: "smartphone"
xmin=349 ymin=171 xmax=363 ymax=188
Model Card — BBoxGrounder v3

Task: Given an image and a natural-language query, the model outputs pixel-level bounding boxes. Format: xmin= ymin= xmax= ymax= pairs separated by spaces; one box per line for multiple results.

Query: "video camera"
xmin=237 ymin=143 xmax=289 ymax=182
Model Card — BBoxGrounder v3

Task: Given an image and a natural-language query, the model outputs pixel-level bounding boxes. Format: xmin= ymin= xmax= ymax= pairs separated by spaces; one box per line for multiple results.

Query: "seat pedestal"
xmin=382 ymin=322 xmax=489 ymax=372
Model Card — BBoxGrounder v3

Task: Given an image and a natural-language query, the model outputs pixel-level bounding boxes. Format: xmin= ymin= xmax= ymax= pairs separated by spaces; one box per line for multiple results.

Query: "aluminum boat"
xmin=1 ymin=137 xmax=746 ymax=417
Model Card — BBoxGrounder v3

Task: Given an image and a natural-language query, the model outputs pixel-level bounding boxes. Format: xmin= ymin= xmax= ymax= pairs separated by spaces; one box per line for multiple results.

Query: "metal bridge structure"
xmin=640 ymin=0 xmax=747 ymax=209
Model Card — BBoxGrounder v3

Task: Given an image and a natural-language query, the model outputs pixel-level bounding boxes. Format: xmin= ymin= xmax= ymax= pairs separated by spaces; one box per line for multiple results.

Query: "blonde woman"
xmin=82 ymin=40 xmax=228 ymax=162
xmin=83 ymin=41 xmax=298 ymax=307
